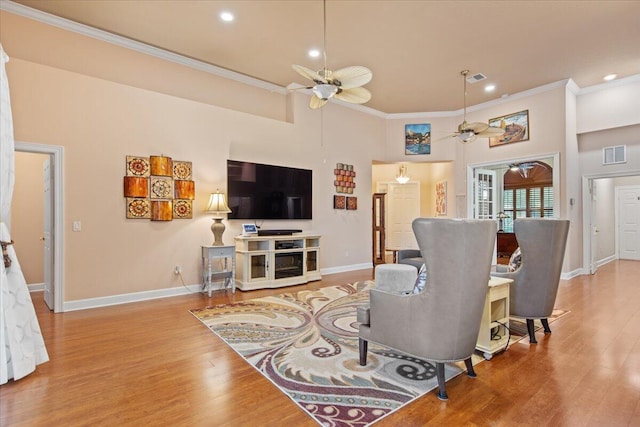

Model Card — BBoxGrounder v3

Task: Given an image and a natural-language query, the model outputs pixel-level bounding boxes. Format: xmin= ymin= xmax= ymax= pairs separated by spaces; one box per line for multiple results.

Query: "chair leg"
xmin=464 ymin=357 xmax=476 ymax=378
xmin=541 ymin=318 xmax=552 ymax=334
xmin=436 ymin=362 xmax=448 ymax=400
xmin=359 ymin=338 xmax=368 ymax=366
xmin=526 ymin=319 xmax=538 ymax=344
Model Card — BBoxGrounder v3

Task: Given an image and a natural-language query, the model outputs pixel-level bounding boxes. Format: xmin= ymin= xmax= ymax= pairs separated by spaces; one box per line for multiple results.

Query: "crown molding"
xmin=4 ymin=1 xmax=639 ymax=120
xmin=578 ymin=73 xmax=640 ymax=95
xmin=0 ymin=0 xmax=287 ymax=95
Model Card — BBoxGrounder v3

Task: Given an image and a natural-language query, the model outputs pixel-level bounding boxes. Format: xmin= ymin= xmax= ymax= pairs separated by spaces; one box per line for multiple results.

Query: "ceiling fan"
xmin=292 ymin=0 xmax=372 ymax=109
xmin=449 ymin=70 xmax=505 ymax=143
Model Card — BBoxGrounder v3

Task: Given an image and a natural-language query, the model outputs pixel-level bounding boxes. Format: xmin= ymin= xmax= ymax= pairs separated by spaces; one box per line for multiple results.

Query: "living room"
xmin=2 ymin=1 xmax=640 ymax=424
xmin=3 ymin=1 xmax=639 ymax=311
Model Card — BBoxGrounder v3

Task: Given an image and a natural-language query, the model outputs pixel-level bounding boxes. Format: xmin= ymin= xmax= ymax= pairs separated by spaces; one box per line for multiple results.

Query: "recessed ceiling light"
xmin=308 ymin=49 xmax=320 ymax=58
xmin=484 ymin=84 xmax=496 ymax=92
xmin=220 ymin=11 xmax=234 ymax=22
xmin=603 ymin=73 xmax=617 ymax=81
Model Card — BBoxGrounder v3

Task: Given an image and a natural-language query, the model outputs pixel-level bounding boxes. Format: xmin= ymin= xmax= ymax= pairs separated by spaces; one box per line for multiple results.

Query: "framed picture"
xmin=405 ymin=123 xmax=431 ymax=155
xmin=333 ymin=195 xmax=346 ymax=209
xmin=489 ymin=110 xmax=529 ymax=147
xmin=436 ymin=181 xmax=447 ymax=216
xmin=346 ymin=196 xmax=357 ymax=210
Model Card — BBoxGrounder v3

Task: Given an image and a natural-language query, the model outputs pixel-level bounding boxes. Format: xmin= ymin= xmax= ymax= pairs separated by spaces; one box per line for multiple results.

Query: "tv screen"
xmin=227 ymin=160 xmax=312 ymax=220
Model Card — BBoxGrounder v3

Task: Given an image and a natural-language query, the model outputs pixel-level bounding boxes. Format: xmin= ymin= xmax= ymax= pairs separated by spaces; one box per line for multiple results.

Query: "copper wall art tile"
xmin=174 ymin=180 xmax=195 ymax=199
xmin=173 ymin=161 xmax=192 ymax=180
xmin=123 ymin=176 xmax=149 ymax=198
xmin=149 ymin=155 xmax=173 ymax=176
xmin=173 ymin=200 xmax=193 ymax=219
xmin=334 ymin=195 xmax=346 ymax=209
xmin=126 ymin=198 xmax=151 ymax=219
xmin=150 ymin=177 xmax=174 ymax=199
xmin=126 ymin=156 xmax=150 ymax=177
xmin=151 ymin=200 xmax=173 ymax=221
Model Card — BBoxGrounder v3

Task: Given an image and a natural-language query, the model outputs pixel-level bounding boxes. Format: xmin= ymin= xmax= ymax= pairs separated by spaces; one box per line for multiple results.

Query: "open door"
xmin=473 ymin=169 xmax=497 ymax=220
xmin=43 ymin=157 xmax=54 ymax=310
xmin=372 ymin=193 xmax=386 ymax=265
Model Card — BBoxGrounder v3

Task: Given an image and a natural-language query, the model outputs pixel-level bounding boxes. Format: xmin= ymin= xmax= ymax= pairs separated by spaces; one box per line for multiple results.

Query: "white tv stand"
xmin=234 ymin=233 xmax=321 ymax=291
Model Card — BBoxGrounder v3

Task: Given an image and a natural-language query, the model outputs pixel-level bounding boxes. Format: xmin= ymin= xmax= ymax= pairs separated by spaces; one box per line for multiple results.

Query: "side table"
xmin=476 ymin=276 xmax=512 ymax=360
xmin=201 ymin=245 xmax=236 ymax=296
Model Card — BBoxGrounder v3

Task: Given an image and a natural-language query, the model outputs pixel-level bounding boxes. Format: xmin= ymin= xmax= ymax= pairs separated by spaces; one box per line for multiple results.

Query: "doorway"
xmin=582 ymin=173 xmax=640 ymax=274
xmin=14 ymin=141 xmax=64 ymax=313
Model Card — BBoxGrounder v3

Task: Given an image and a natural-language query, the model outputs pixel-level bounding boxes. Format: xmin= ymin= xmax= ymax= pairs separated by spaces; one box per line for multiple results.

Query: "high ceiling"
xmin=10 ymin=0 xmax=640 ymax=114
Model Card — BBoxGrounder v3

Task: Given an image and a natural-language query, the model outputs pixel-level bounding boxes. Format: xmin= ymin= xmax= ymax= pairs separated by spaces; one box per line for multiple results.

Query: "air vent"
xmin=602 ymin=145 xmax=626 ymax=165
xmin=466 ymin=73 xmax=487 ymax=83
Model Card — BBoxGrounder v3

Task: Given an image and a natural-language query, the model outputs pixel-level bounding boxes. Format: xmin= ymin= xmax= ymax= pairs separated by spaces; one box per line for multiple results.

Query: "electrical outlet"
xmin=174 ymin=265 xmax=182 ymax=275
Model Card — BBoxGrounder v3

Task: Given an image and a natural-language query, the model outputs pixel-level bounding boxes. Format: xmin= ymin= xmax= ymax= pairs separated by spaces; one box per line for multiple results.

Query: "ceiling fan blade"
xmin=309 ymin=94 xmax=329 ymax=109
xmin=463 ymin=122 xmax=489 ymax=134
xmin=331 ymin=66 xmax=373 ymax=89
xmin=334 ymin=87 xmax=372 ymax=104
xmin=292 ymin=64 xmax=326 ymax=84
xmin=477 ymin=126 xmax=506 ymax=137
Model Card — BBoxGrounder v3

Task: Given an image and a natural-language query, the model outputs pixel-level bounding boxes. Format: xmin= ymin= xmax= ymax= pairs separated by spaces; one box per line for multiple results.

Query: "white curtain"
xmin=0 ymin=42 xmax=49 ymax=385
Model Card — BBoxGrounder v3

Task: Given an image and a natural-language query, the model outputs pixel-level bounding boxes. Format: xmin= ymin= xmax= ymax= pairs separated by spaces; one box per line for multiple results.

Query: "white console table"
xmin=234 ymin=234 xmax=321 ymax=291
xmin=201 ymin=245 xmax=236 ymax=296
xmin=476 ymin=276 xmax=512 ymax=360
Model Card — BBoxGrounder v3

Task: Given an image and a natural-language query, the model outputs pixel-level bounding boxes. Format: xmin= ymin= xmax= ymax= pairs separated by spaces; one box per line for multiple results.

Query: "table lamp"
xmin=497 ymin=211 xmax=509 ymax=232
xmin=205 ymin=189 xmax=231 ymax=246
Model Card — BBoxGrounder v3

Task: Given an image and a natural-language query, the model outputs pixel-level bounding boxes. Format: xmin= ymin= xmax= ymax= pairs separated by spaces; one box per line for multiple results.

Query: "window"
xmin=502 ymin=162 xmax=553 ymax=232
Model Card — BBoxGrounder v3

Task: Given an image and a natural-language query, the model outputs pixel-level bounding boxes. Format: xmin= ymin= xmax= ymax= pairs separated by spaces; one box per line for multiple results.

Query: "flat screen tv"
xmin=227 ymin=160 xmax=312 ymax=220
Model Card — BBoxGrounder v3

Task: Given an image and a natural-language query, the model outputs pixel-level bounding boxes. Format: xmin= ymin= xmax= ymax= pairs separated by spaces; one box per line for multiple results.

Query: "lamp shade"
xmin=205 ymin=190 xmax=231 ymax=216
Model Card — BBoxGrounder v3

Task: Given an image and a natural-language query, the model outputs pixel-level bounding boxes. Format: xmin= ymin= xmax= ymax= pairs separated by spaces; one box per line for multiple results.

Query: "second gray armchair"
xmin=492 ymin=218 xmax=570 ymax=343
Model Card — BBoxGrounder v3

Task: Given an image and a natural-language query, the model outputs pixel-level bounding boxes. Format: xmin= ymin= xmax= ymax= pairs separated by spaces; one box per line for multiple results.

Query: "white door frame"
xmin=15 ymin=141 xmax=64 ymax=313
xmin=583 ymin=170 xmax=640 ymax=273
xmin=467 ymin=152 xmax=560 ymax=218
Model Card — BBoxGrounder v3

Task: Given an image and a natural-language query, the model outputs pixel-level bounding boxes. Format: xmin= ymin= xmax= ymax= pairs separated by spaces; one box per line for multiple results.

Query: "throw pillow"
xmin=412 ymin=264 xmax=427 ymax=294
xmin=508 ymin=247 xmax=522 ymax=272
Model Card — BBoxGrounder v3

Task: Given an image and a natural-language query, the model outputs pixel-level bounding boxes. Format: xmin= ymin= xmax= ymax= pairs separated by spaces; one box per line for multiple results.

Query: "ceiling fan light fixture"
xmin=312 ymin=84 xmax=338 ymax=100
xmin=396 ymin=164 xmax=410 ymax=184
xmin=458 ymin=131 xmax=476 ymax=143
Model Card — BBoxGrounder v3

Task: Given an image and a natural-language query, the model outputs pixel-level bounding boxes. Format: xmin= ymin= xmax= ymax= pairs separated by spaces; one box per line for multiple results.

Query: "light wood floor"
xmin=2 ymin=261 xmax=640 ymax=426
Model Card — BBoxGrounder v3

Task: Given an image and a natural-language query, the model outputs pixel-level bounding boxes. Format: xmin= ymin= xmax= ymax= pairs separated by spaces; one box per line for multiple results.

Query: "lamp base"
xmin=211 ymin=218 xmax=226 ymax=246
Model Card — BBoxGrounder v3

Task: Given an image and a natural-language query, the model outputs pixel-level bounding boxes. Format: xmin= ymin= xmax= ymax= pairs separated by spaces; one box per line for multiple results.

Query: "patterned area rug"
xmin=190 ymin=282 xmax=569 ymax=426
xmin=190 ymin=281 xmax=464 ymax=427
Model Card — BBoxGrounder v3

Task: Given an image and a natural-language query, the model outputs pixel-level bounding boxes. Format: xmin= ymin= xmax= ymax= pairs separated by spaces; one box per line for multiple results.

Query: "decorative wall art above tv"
xmin=123 ymin=155 xmax=195 ymax=221
xmin=334 ymin=163 xmax=356 ymax=194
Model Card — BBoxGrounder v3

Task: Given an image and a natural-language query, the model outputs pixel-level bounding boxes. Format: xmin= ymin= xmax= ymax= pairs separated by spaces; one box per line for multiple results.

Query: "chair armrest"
xmin=397 ymin=249 xmax=421 ymax=260
xmin=492 ymin=264 xmax=510 ymax=273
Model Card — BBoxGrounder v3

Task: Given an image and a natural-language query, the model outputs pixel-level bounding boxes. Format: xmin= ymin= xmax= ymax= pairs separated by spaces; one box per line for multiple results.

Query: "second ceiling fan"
xmin=449 ymin=70 xmax=505 ymax=143
xmin=292 ymin=0 xmax=372 ymax=109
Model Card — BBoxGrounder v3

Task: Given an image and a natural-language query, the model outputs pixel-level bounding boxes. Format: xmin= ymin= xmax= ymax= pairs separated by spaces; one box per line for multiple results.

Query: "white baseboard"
xmin=597 ymin=255 xmax=617 ymax=267
xmin=28 ymin=283 xmax=45 ymax=292
xmin=62 ymin=263 xmax=374 ymax=312
xmin=63 ymin=284 xmax=202 ymax=312
xmin=321 ymin=262 xmax=372 ymax=276
xmin=561 ymin=268 xmax=583 ymax=280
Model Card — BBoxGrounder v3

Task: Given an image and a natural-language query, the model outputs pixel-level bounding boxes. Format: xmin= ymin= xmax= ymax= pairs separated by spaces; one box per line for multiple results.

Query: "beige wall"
xmin=11 ymin=152 xmax=47 ymax=284
xmin=2 ymin=10 xmax=386 ymax=303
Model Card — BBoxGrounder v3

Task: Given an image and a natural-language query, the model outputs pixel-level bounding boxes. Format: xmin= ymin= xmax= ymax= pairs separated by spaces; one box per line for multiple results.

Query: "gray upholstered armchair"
xmin=358 ymin=218 xmax=497 ymax=400
xmin=492 ymin=218 xmax=570 ymax=344
xmin=397 ymin=249 xmax=423 ymax=270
